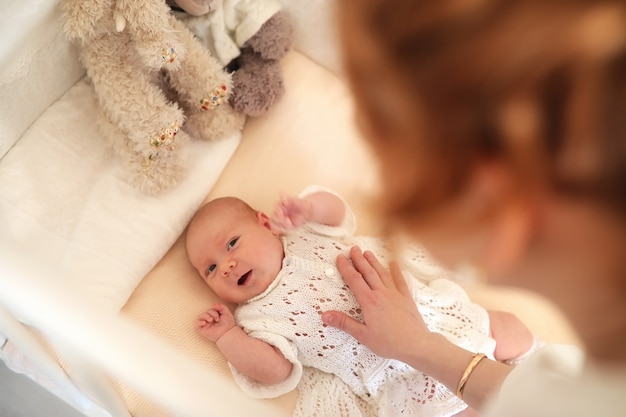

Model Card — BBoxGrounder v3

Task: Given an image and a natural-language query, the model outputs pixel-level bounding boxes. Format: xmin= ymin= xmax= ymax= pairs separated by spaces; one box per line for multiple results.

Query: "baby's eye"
xmin=206 ymin=264 xmax=216 ymax=276
xmin=228 ymin=238 xmax=238 ymax=249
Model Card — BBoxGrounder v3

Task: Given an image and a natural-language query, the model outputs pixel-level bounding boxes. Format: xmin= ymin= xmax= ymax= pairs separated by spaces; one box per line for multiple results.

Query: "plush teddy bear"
xmin=171 ymin=0 xmax=294 ymax=117
xmin=61 ymin=0 xmax=245 ymax=195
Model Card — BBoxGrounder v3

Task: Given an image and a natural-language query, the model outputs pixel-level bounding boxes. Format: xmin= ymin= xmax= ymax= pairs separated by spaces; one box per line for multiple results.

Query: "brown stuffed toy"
xmin=61 ymin=0 xmax=245 ymax=195
xmin=172 ymin=0 xmax=294 ymax=117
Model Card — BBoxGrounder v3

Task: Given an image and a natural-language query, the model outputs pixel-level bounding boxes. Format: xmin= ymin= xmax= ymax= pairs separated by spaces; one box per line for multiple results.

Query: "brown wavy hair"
xmin=338 ymin=0 xmax=626 ymax=227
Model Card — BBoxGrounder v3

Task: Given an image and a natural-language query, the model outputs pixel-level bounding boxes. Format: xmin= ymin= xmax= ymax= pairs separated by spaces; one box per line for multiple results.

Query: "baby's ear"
xmin=257 ymin=211 xmax=281 ymax=235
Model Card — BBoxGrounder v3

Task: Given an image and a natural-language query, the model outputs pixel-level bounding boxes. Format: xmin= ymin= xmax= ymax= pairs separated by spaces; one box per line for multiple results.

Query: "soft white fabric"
xmin=0 ymin=77 xmax=240 ymax=313
xmin=0 ymin=0 xmax=84 ymax=159
xmin=482 ymin=344 xmax=626 ymax=417
xmin=276 ymin=0 xmax=343 ymax=76
xmin=230 ymin=187 xmax=495 ymax=417
xmin=176 ymin=0 xmax=282 ymax=67
xmin=294 ymin=368 xmax=375 ymax=417
xmin=177 ymin=0 xmax=342 ymax=75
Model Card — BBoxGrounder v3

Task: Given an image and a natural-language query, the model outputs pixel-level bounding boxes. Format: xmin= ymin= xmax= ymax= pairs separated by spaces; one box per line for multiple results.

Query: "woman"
xmin=321 ymin=1 xmax=626 ymax=415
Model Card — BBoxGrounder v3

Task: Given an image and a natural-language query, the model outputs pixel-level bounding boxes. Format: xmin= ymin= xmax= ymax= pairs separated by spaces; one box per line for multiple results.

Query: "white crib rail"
xmin=0 ymin=243 xmax=279 ymax=417
xmin=0 ymin=305 xmax=115 ymax=417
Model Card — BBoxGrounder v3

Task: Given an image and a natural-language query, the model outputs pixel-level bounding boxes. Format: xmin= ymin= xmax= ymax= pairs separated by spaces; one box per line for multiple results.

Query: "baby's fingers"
xmin=271 ymin=206 xmax=295 ymax=230
xmin=196 ymin=311 xmax=217 ymax=327
xmin=196 ymin=317 xmax=211 ymax=331
xmin=206 ymin=308 xmax=221 ymax=322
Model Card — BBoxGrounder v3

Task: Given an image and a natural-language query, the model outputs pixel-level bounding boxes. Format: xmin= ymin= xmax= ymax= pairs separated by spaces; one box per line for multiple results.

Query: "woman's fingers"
xmin=389 ymin=260 xmax=411 ymax=297
xmin=362 ymin=249 xmax=397 ymax=289
xmin=349 ymin=246 xmax=404 ymax=291
xmin=336 ymin=252 xmax=374 ymax=295
xmin=321 ymin=311 xmax=366 ymax=341
xmin=347 ymin=246 xmax=387 ymax=290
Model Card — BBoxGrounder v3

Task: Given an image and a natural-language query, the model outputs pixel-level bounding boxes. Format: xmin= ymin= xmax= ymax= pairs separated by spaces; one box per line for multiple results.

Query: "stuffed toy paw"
xmin=229 ymin=11 xmax=293 ymax=116
xmin=61 ymin=0 xmax=245 ymax=195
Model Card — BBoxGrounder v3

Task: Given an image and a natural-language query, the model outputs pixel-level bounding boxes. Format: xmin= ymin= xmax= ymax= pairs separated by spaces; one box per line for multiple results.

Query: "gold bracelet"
xmin=456 ymin=352 xmax=487 ymax=401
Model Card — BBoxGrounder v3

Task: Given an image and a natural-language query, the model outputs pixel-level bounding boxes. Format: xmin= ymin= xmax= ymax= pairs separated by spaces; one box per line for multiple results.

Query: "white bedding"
xmin=0 ymin=0 xmax=243 ymax=313
xmin=0 ymin=77 xmax=240 ymax=313
xmin=0 ymin=0 xmax=344 ymax=415
xmin=0 ymin=0 xmax=340 ymax=315
xmin=0 ymin=0 xmax=84 ymax=159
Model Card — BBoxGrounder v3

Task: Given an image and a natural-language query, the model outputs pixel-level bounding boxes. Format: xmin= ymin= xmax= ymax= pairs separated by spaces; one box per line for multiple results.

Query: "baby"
xmin=185 ymin=186 xmax=536 ymax=417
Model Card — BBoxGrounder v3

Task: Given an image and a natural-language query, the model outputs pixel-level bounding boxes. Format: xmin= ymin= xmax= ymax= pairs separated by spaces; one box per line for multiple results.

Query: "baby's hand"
xmin=271 ymin=194 xmax=313 ymax=231
xmin=196 ymin=304 xmax=236 ymax=343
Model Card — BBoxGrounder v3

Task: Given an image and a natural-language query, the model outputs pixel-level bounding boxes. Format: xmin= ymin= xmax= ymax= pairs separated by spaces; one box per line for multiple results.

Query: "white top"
xmin=483 ymin=344 xmax=626 ymax=417
xmin=230 ymin=186 xmax=496 ymax=417
xmin=176 ymin=0 xmax=282 ymax=66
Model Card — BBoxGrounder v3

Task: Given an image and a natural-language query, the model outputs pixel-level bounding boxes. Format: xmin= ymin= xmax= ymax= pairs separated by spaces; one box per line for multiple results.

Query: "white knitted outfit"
xmin=231 ymin=187 xmax=496 ymax=417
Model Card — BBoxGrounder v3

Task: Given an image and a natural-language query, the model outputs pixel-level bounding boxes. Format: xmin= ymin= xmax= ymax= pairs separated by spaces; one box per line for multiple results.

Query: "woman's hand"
xmin=322 ymin=246 xmax=433 ymax=363
xmin=323 ymin=245 xmax=514 ymax=410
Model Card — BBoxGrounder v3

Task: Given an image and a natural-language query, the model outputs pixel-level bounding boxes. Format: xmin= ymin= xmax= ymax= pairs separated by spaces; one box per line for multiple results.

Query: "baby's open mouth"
xmin=237 ymin=271 xmax=251 ymax=286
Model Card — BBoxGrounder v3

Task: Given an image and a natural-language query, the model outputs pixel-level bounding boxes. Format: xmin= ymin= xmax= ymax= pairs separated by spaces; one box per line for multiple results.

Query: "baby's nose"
xmin=220 ymin=259 xmax=236 ymax=276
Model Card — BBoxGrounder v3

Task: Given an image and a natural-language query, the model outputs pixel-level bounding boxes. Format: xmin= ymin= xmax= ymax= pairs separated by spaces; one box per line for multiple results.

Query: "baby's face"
xmin=187 ymin=208 xmax=283 ymax=303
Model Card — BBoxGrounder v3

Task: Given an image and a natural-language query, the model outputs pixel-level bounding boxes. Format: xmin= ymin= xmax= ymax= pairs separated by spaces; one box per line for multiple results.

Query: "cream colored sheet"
xmin=119 ymin=51 xmax=581 ymax=417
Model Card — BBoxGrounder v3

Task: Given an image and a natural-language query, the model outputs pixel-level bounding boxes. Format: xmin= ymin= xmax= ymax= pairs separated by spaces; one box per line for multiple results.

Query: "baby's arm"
xmin=272 ymin=191 xmax=346 ymax=230
xmin=196 ymin=304 xmax=293 ymax=385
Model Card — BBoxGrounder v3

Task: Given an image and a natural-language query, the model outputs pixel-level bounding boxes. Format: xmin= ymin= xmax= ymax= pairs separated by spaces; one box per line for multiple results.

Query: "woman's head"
xmin=339 ymin=0 xmax=626 ymax=231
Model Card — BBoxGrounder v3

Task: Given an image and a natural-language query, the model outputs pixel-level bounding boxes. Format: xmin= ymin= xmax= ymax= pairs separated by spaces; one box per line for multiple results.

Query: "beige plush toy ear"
xmin=60 ymin=0 xmax=111 ymax=41
xmin=169 ymin=0 xmax=222 ymax=16
xmin=114 ymin=11 xmax=127 ymax=32
xmin=115 ymin=0 xmax=187 ymax=71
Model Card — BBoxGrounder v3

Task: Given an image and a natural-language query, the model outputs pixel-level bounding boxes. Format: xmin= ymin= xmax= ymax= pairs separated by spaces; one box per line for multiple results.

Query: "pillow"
xmin=276 ymin=0 xmax=343 ymax=76
xmin=0 ymin=77 xmax=241 ymax=313
xmin=0 ymin=0 xmax=84 ymax=159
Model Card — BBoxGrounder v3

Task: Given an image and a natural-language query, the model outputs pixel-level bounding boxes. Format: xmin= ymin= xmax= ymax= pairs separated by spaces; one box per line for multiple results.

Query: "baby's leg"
xmin=488 ymin=310 xmax=535 ymax=362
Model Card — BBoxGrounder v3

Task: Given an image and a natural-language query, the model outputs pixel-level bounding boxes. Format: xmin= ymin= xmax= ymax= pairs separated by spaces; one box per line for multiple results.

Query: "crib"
xmin=0 ymin=1 xmax=581 ymax=416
